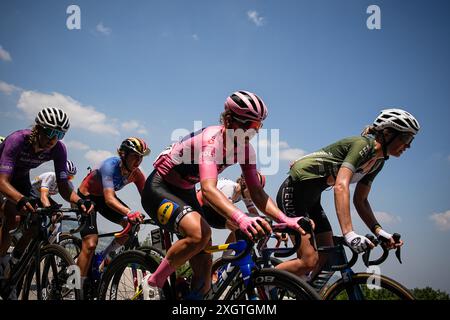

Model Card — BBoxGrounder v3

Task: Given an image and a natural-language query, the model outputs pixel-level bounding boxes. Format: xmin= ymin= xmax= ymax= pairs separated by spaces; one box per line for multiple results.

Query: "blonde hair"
xmin=28 ymin=125 xmax=39 ymax=145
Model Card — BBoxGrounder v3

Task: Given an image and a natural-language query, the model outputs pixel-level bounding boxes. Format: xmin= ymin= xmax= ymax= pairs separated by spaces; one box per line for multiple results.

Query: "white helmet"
xmin=35 ymin=107 xmax=70 ymax=132
xmin=373 ymin=108 xmax=420 ymax=135
xmin=66 ymin=160 xmax=77 ymax=176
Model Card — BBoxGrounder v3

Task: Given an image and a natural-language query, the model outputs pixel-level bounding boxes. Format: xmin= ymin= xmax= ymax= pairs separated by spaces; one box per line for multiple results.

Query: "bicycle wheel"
xmin=223 ymin=268 xmax=321 ymax=300
xmin=322 ymin=272 xmax=415 ymax=300
xmin=98 ymin=250 xmax=170 ymax=300
xmin=56 ymin=234 xmax=82 ymax=261
xmin=21 ymin=244 xmax=79 ymax=300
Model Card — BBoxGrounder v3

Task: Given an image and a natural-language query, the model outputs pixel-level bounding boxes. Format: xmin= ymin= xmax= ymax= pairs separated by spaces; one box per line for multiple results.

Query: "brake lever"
xmin=393 ymin=233 xmax=402 ymax=264
xmin=362 ymin=234 xmax=379 ymax=267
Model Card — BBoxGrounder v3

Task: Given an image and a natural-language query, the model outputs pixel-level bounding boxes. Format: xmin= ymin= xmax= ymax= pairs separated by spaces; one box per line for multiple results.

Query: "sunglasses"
xmin=232 ymin=117 xmax=263 ymax=130
xmin=398 ymin=133 xmax=414 ymax=146
xmin=41 ymin=126 xmax=65 ymax=140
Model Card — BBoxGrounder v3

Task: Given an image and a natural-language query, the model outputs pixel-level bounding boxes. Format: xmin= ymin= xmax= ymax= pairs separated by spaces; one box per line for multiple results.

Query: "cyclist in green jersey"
xmin=276 ymin=109 xmax=420 ymax=278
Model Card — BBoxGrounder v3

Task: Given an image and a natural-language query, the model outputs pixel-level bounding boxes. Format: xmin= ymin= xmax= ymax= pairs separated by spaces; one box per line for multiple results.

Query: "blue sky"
xmin=1 ymin=0 xmax=449 ymax=292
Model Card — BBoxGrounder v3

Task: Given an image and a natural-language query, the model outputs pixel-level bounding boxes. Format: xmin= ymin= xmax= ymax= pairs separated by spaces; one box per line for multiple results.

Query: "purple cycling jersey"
xmin=0 ymin=129 xmax=68 ymax=182
xmin=153 ymin=125 xmax=260 ymax=189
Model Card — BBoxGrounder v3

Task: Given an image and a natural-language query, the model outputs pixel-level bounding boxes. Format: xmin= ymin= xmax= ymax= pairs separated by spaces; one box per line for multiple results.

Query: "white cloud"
xmin=257 ymin=138 xmax=306 ymax=162
xmin=137 ymin=128 xmax=148 ymax=135
xmin=374 ymin=211 xmax=402 ymax=225
xmin=258 ymin=138 xmax=289 ymax=149
xmin=96 ymin=22 xmax=111 ymax=36
xmin=121 ymin=120 xmax=140 ymax=131
xmin=0 ymin=81 xmax=21 ymax=95
xmin=247 ymin=10 xmax=265 ymax=27
xmin=85 ymin=150 xmax=114 ymax=166
xmin=0 ymin=46 xmax=12 ymax=62
xmin=17 ymin=90 xmax=120 ymax=135
xmin=63 ymin=140 xmax=89 ymax=150
xmin=192 ymin=34 xmax=199 ymax=41
xmin=430 ymin=211 xmax=450 ymax=231
xmin=121 ymin=120 xmax=148 ymax=135
xmin=279 ymin=148 xmax=306 ymax=161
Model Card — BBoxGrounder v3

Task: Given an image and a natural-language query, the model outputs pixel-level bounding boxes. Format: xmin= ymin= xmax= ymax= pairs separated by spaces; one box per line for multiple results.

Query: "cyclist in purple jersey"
xmin=141 ymin=91 xmax=310 ymax=300
xmin=0 ymin=108 xmax=93 ymax=275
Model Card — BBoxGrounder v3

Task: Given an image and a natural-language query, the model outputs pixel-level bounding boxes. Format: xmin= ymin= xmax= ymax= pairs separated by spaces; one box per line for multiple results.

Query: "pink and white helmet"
xmin=224 ymin=91 xmax=268 ymax=121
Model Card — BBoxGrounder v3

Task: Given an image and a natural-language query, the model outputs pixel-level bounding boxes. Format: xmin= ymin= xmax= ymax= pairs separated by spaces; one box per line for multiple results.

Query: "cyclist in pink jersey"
xmin=141 ymin=90 xmax=311 ymax=300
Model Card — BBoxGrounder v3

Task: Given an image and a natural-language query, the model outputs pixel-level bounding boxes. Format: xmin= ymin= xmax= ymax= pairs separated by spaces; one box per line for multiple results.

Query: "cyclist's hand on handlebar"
xmin=16 ymin=196 xmax=36 ymax=214
xmin=126 ymin=211 xmax=144 ymax=224
xmin=76 ymin=199 xmax=94 ymax=215
xmin=232 ymin=211 xmax=272 ymax=241
xmin=344 ymin=231 xmax=375 ymax=253
xmin=376 ymin=229 xmax=404 ymax=250
xmin=279 ymin=216 xmax=314 ymax=235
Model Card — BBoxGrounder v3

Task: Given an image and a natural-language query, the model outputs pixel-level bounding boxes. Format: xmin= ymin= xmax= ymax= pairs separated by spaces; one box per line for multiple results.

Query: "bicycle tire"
xmin=322 ymin=272 xmax=415 ymax=300
xmin=56 ymin=233 xmax=82 ymax=261
xmin=223 ymin=268 xmax=321 ymax=300
xmin=21 ymin=244 xmax=79 ymax=300
xmin=98 ymin=250 xmax=170 ymax=300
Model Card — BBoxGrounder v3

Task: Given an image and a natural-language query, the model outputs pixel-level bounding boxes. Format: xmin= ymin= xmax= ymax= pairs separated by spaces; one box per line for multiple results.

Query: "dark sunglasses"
xmin=398 ymin=133 xmax=414 ymax=145
xmin=41 ymin=126 xmax=65 ymax=140
xmin=232 ymin=117 xmax=263 ymax=130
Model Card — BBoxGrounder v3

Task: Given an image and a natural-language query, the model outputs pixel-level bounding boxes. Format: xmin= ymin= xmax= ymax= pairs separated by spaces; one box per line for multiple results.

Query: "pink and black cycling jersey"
xmin=0 ymin=129 xmax=68 ymax=182
xmin=153 ymin=125 xmax=260 ymax=189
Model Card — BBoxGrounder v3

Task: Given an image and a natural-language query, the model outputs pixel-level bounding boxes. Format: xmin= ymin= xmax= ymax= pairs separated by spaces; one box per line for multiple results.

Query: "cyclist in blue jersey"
xmin=76 ymin=137 xmax=150 ymax=297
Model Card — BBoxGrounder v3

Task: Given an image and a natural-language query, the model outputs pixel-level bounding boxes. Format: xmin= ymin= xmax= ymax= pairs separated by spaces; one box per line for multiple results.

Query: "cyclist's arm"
xmin=353 ymin=182 xmax=381 ymax=233
xmin=103 ymin=188 xmax=130 ymax=217
xmin=245 ymin=183 xmax=285 ymax=221
xmin=39 ymin=187 xmax=52 ymax=208
xmin=0 ymin=173 xmax=25 ymax=204
xmin=133 ymin=169 xmax=146 ymax=196
xmin=201 ymin=178 xmax=242 ymax=220
xmin=58 ymin=180 xmax=81 ymax=204
xmin=334 ymin=166 xmax=354 ymax=235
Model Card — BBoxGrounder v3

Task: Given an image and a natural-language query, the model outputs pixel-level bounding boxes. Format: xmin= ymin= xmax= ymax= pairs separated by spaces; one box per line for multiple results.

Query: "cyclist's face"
xmin=125 ymin=152 xmax=143 ymax=170
xmin=388 ymin=133 xmax=414 ymax=157
xmin=36 ymin=128 xmax=59 ymax=150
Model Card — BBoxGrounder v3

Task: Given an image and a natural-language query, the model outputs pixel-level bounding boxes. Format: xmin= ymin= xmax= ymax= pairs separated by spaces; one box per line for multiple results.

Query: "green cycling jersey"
xmin=289 ymin=136 xmax=385 ymax=186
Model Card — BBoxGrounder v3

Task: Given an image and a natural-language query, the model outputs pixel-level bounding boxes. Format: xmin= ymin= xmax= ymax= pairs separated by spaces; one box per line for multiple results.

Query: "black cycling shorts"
xmin=141 ymin=170 xmax=202 ymax=235
xmin=77 ymin=190 xmax=129 ymax=238
xmin=276 ymin=176 xmax=332 ymax=234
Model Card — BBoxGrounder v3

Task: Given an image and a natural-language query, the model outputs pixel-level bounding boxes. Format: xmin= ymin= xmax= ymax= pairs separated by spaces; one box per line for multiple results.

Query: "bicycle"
xmin=0 ymin=205 xmax=80 ymax=300
xmin=97 ymin=221 xmax=321 ymax=300
xmin=252 ymin=229 xmax=415 ymax=300
xmin=78 ymin=216 xmax=164 ymax=300
xmin=317 ymin=233 xmax=414 ymax=300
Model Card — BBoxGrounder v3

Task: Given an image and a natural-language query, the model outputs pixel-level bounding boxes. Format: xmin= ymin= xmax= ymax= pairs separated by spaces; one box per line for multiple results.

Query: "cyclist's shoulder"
xmin=100 ymin=156 xmax=120 ymax=168
xmin=3 ymin=129 xmax=31 ymax=144
xmin=326 ymin=136 xmax=376 ymax=153
xmin=201 ymin=125 xmax=223 ymax=142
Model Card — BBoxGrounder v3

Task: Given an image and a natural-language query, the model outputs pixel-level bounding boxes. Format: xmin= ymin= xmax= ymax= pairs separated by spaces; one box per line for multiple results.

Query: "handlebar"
xmin=256 ymin=217 xmax=315 ymax=260
xmin=113 ymin=213 xmax=146 ymax=238
xmin=362 ymin=233 xmax=402 ymax=267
